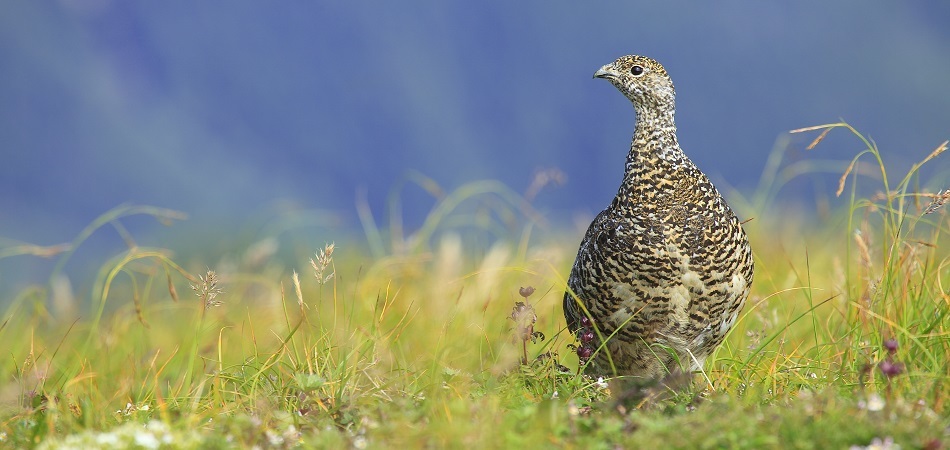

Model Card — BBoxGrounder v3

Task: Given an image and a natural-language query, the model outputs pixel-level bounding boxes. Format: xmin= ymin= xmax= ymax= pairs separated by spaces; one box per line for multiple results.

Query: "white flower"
xmin=866 ymin=393 xmax=885 ymax=412
xmin=567 ymin=402 xmax=580 ymax=417
xmin=95 ymin=432 xmax=119 ymax=445
xmin=849 ymin=436 xmax=901 ymax=450
xmin=266 ymin=429 xmax=284 ymax=446
xmin=133 ymin=432 xmax=160 ymax=450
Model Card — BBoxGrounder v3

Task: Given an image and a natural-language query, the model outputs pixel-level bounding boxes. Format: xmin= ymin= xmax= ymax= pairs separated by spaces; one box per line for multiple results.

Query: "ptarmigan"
xmin=563 ymin=55 xmax=754 ymax=381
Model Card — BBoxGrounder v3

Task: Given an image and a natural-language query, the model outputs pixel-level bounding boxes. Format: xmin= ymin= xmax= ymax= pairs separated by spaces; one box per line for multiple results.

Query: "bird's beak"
xmin=593 ymin=64 xmax=615 ymax=80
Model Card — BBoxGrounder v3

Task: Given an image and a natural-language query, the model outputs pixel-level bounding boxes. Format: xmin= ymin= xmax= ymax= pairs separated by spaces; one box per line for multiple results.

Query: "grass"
xmin=1 ymin=123 xmax=948 ymax=449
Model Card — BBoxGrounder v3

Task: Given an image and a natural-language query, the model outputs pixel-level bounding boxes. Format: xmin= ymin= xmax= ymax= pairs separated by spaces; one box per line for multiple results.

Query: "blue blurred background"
xmin=1 ymin=1 xmax=948 ymax=294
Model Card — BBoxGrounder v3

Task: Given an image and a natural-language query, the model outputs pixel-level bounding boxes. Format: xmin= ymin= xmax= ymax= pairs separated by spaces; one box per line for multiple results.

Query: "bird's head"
xmin=594 ymin=55 xmax=675 ymax=111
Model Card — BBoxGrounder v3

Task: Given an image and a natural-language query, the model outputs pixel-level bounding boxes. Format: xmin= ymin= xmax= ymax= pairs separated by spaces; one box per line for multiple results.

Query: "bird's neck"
xmin=615 ymin=107 xmax=688 ymax=206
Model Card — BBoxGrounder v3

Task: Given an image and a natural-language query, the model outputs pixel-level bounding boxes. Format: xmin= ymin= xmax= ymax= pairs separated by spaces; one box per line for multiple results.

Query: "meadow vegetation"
xmin=1 ymin=123 xmax=948 ymax=448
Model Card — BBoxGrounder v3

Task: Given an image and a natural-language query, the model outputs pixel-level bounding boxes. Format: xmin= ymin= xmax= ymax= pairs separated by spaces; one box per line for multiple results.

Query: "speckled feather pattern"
xmin=564 ymin=55 xmax=754 ymax=379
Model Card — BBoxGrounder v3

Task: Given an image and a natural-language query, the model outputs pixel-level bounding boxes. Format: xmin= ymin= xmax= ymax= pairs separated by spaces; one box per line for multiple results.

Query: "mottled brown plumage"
xmin=564 ymin=55 xmax=754 ymax=381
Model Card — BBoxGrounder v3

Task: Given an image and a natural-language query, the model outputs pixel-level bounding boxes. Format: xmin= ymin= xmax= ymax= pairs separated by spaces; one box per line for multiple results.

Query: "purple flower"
xmin=580 ymin=330 xmax=595 ymax=344
xmin=883 ymin=338 xmax=898 ymax=354
xmin=577 ymin=346 xmax=593 ymax=359
xmin=878 ymin=359 xmax=904 ymax=378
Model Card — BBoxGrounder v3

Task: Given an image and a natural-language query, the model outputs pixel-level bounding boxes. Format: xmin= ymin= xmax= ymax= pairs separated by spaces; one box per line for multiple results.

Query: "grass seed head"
xmin=310 ymin=242 xmax=336 ymax=284
xmin=191 ymin=270 xmax=223 ymax=309
xmin=923 ymin=189 xmax=949 ymax=215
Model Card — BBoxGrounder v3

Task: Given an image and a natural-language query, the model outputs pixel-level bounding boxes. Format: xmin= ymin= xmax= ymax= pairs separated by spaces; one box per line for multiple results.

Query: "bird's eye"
xmin=630 ymin=65 xmax=644 ymax=76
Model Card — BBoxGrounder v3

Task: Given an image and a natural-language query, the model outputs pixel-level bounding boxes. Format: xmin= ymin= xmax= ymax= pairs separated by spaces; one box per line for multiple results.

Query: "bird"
xmin=563 ymin=55 xmax=754 ymax=383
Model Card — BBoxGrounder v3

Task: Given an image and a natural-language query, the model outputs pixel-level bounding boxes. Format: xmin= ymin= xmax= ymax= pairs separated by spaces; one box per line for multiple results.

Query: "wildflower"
xmin=883 ymin=338 xmax=898 ymax=354
xmin=878 ymin=338 xmax=904 ymax=378
xmin=283 ymin=425 xmax=301 ymax=445
xmin=567 ymin=401 xmax=580 ymax=416
xmin=509 ymin=301 xmax=538 ymax=338
xmin=878 ymin=360 xmax=904 ymax=378
xmin=864 ymin=393 xmax=885 ymax=412
xmin=133 ymin=431 xmax=160 ymax=450
xmin=95 ymin=432 xmax=119 ymax=445
xmin=576 ymin=346 xmax=593 ymax=360
xmin=580 ymin=330 xmax=595 ymax=344
xmin=580 ymin=316 xmax=591 ymax=328
xmin=574 ymin=315 xmax=596 ymax=366
xmin=509 ymin=298 xmax=543 ymax=364
xmin=848 ymin=436 xmax=900 ymax=450
xmin=265 ymin=429 xmax=284 ymax=446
